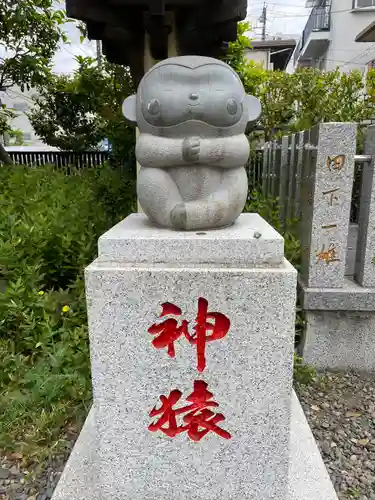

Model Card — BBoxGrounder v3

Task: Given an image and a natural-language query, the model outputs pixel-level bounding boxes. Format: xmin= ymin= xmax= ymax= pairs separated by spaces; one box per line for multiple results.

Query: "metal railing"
xmin=294 ymin=3 xmax=331 ymax=64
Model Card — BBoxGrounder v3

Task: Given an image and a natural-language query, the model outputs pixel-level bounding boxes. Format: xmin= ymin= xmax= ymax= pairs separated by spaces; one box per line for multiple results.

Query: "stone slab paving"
xmin=1 ymin=371 xmax=374 ymax=500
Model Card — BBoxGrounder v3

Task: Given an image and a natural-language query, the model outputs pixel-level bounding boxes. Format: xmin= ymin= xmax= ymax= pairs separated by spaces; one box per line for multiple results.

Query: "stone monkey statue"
xmin=123 ymin=56 xmax=261 ymax=230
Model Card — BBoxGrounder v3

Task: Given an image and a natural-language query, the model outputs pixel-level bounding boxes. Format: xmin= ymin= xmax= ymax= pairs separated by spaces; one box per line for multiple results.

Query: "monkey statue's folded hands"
xmin=123 ymin=56 xmax=261 ymax=230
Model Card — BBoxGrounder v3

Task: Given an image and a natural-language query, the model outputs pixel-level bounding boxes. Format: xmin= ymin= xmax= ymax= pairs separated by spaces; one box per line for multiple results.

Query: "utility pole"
xmin=260 ymin=2 xmax=267 ymax=41
xmin=96 ymin=40 xmax=102 ymax=69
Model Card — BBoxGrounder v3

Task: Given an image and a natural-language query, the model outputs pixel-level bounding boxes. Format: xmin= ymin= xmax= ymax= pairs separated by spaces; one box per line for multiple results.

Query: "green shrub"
xmin=244 ymin=189 xmax=301 ymax=270
xmin=244 ymin=189 xmax=312 ymax=378
xmin=0 ymin=164 xmax=136 ymax=288
xmin=0 ymin=164 xmax=136 ymax=457
xmin=0 ymin=279 xmax=91 ymax=456
xmin=293 ymin=353 xmax=316 ymax=386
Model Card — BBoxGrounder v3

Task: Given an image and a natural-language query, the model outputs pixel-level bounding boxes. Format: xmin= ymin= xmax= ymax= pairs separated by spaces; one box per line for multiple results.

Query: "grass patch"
xmin=0 ymin=164 xmax=135 ymax=459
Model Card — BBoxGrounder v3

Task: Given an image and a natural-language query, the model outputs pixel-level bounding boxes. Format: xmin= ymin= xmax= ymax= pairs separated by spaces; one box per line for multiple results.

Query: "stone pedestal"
xmin=52 ymin=214 xmax=338 ymax=500
xmin=300 ymin=278 xmax=375 ymax=371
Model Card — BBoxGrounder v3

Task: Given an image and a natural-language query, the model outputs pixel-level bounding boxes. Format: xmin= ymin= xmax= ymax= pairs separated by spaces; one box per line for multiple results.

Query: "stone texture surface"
xmin=299 ymin=277 xmax=375 ymax=311
xmin=288 ymin=391 xmax=338 ymax=500
xmin=122 ymin=56 xmax=261 ymax=231
xmin=98 ymin=213 xmax=284 ymax=267
xmin=355 ymin=125 xmax=375 ymax=287
xmin=51 ymin=408 xmax=97 ymax=500
xmin=299 ymin=123 xmax=357 ymax=288
xmin=302 ymin=310 xmax=375 ymax=372
xmin=85 ymin=255 xmax=296 ymax=500
xmin=51 ymin=392 xmax=339 ymax=500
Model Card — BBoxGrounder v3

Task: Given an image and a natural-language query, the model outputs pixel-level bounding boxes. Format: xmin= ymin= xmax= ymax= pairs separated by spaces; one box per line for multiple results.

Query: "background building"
xmin=0 ymin=86 xmax=45 ymax=147
xmin=293 ymin=0 xmax=375 ymax=73
xmin=245 ymin=38 xmax=297 ymax=71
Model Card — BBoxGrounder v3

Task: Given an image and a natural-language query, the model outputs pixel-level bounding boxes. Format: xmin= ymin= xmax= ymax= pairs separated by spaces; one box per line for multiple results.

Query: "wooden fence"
xmin=259 ymin=123 xmax=375 ymax=285
xmin=5 ymin=150 xmax=109 ymax=169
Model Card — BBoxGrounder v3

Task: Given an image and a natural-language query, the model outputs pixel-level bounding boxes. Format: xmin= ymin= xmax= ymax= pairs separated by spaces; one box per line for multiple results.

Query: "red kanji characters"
xmin=148 ymin=302 xmax=189 ymax=358
xmin=188 ymin=297 xmax=230 ymax=372
xmin=148 ymin=298 xmax=230 ymax=372
xmin=149 ymin=380 xmax=231 ymax=441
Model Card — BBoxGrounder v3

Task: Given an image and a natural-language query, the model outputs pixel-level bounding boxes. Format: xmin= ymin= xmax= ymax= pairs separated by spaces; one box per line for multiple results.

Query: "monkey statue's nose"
xmin=188 ymin=93 xmax=199 ymax=101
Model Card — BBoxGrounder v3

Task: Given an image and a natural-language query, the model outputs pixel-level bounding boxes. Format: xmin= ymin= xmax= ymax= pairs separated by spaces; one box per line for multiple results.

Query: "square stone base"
xmin=299 ymin=278 xmax=375 ymax=371
xmin=302 ymin=310 xmax=375 ymax=372
xmin=51 ymin=391 xmax=338 ymax=500
xmin=85 ymin=213 xmax=297 ymax=500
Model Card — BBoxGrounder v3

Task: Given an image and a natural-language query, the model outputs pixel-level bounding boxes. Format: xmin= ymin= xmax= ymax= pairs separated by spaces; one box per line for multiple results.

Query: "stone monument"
xmin=122 ymin=56 xmax=261 ymax=230
xmin=54 ymin=2 xmax=341 ymax=498
xmin=52 ymin=55 xmax=339 ymax=500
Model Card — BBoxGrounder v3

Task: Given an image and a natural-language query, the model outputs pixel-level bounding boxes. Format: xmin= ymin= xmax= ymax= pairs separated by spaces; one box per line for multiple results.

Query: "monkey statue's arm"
xmin=198 ymin=134 xmax=250 ymax=168
xmin=136 ymin=134 xmax=188 ymax=168
xmin=136 ymin=133 xmax=250 ymax=168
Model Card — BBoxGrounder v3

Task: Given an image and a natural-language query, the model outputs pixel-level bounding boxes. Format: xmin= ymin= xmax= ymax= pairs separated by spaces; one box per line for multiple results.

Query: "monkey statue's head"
xmin=123 ymin=56 xmax=261 ymax=138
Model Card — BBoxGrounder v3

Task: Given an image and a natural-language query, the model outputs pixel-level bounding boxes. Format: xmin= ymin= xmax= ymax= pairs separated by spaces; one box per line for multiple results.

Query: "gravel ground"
xmin=298 ymin=371 xmax=375 ymax=500
xmin=0 ymin=433 xmax=76 ymax=500
xmin=1 ymin=371 xmax=374 ymax=500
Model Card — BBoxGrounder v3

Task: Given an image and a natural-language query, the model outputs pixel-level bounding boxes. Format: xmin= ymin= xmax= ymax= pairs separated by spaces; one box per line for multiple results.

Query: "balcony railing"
xmin=294 ymin=3 xmax=331 ymax=64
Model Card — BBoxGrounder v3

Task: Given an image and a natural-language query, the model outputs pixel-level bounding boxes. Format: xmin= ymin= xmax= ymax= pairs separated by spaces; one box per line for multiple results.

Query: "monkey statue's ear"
xmin=122 ymin=95 xmax=137 ymax=124
xmin=246 ymin=95 xmax=262 ymax=123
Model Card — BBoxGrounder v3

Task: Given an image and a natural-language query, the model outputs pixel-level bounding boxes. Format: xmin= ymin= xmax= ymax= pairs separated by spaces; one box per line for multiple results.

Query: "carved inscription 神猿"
xmin=148 ymin=298 xmax=232 ymax=441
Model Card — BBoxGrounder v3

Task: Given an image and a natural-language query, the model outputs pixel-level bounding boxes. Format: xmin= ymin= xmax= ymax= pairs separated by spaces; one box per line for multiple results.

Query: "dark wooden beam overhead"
xmin=66 ymin=0 xmax=247 ymax=85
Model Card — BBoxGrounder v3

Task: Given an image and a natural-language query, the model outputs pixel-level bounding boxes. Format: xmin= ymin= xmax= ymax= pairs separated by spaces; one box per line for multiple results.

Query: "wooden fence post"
xmin=278 ymin=136 xmax=289 ymax=229
xmin=262 ymin=142 xmax=269 ymax=195
xmin=286 ymin=134 xmax=296 ymax=221
xmin=355 ymin=125 xmax=375 ymax=287
xmin=293 ymin=132 xmax=304 ymax=219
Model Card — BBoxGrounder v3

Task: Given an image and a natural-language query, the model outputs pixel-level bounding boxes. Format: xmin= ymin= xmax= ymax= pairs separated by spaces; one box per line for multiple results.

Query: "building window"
xmin=13 ymin=101 xmax=29 ymax=112
xmin=23 ymin=132 xmax=32 ymax=141
xmin=355 ymin=0 xmax=375 ymax=7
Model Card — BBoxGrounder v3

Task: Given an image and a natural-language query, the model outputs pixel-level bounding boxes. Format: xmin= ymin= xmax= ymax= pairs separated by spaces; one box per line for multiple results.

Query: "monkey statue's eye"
xmin=147 ymin=99 xmax=160 ymax=115
xmin=227 ymin=99 xmax=238 ymax=115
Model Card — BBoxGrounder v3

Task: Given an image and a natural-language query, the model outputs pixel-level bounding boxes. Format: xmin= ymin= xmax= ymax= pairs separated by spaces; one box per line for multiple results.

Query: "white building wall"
xmin=323 ymin=0 xmax=375 ymax=72
xmin=244 ymin=49 xmax=272 ymax=69
xmin=0 ymin=86 xmax=46 ymax=147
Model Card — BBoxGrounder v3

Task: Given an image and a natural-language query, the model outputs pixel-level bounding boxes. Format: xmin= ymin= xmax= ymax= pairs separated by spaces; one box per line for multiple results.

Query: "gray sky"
xmin=247 ymin=0 xmax=308 ymax=39
xmin=53 ymin=0 xmax=309 ymax=74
